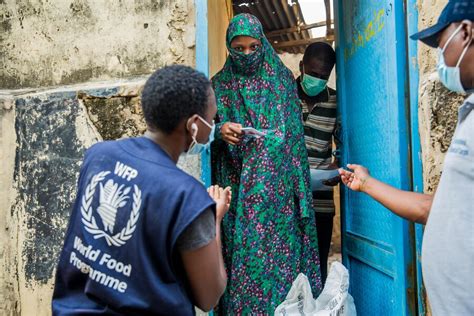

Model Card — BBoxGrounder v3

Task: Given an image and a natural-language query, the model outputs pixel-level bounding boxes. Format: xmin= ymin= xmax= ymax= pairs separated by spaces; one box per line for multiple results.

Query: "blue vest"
xmin=52 ymin=137 xmax=215 ymax=315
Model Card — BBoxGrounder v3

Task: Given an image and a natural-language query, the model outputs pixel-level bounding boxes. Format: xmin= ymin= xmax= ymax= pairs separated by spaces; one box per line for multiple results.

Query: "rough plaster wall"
xmin=78 ymin=81 xmax=201 ymax=179
xmin=80 ymin=83 xmax=147 ymax=140
xmin=417 ymin=0 xmax=444 ymax=80
xmin=418 ymin=74 xmax=465 ymax=193
xmin=0 ymin=0 xmax=196 ymax=89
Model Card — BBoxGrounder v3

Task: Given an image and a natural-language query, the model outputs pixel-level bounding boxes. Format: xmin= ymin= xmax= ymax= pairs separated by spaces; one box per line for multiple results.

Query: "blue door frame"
xmin=406 ymin=1 xmax=426 ymax=314
xmin=197 ymin=0 xmax=425 ymax=314
xmin=334 ymin=0 xmax=424 ymax=315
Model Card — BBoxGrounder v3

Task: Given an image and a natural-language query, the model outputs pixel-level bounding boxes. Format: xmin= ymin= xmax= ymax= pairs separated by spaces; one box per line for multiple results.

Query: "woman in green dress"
xmin=211 ymin=13 xmax=322 ymax=314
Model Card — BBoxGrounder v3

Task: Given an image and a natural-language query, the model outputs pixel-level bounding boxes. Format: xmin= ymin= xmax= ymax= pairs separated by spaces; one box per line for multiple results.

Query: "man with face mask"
xmin=186 ymin=116 xmax=215 ymax=155
xmin=297 ymin=41 xmax=339 ymax=284
xmin=339 ymin=1 xmax=474 ymax=314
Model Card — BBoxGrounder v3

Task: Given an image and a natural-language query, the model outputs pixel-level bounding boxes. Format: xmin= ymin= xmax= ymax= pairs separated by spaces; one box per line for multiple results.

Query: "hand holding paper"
xmin=241 ymin=127 xmax=267 ymax=137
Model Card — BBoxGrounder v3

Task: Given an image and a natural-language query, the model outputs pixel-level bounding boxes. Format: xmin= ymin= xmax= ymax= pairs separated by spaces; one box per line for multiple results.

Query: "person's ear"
xmin=186 ymin=115 xmax=199 ymax=133
xmin=460 ymin=20 xmax=473 ymax=48
xmin=299 ymin=60 xmax=304 ymax=73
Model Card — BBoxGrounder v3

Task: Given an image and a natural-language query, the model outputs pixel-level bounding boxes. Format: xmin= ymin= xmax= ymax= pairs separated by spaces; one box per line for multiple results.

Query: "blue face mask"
xmin=437 ymin=24 xmax=472 ymax=93
xmin=187 ymin=116 xmax=215 ymax=155
xmin=301 ymin=65 xmax=328 ymax=97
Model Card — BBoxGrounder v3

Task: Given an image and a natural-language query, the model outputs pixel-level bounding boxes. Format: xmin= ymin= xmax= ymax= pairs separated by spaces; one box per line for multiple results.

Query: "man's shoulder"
xmin=82 ymin=138 xmax=182 ymax=181
xmin=86 ymin=138 xmax=133 ymax=154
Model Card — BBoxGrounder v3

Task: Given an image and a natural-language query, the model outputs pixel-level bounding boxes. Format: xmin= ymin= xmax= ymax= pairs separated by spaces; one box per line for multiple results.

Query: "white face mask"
xmin=437 ymin=24 xmax=472 ymax=93
xmin=187 ymin=116 xmax=215 ymax=155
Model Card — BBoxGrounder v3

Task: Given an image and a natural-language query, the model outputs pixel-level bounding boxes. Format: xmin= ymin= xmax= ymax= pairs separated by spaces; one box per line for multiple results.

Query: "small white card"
xmin=241 ymin=127 xmax=267 ymax=137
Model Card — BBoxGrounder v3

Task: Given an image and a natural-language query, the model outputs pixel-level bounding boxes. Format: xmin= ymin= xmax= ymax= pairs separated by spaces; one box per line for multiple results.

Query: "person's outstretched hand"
xmin=221 ymin=122 xmax=242 ymax=145
xmin=338 ymin=164 xmax=370 ymax=192
xmin=207 ymin=185 xmax=232 ymax=221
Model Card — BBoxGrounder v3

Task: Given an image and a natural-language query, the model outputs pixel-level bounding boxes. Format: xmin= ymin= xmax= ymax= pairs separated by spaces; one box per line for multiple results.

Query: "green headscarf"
xmin=211 ymin=13 xmax=321 ymax=314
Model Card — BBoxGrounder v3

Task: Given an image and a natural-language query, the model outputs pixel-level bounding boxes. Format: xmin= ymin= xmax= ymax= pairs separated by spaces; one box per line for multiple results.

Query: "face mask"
xmin=301 ymin=66 xmax=328 ymax=97
xmin=230 ymin=45 xmax=264 ymax=75
xmin=437 ymin=24 xmax=472 ymax=93
xmin=187 ymin=116 xmax=215 ymax=155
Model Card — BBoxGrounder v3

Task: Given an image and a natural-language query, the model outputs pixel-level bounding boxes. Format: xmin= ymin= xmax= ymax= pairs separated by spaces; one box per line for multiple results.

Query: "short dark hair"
xmin=141 ymin=65 xmax=211 ymax=134
xmin=303 ymin=42 xmax=336 ymax=67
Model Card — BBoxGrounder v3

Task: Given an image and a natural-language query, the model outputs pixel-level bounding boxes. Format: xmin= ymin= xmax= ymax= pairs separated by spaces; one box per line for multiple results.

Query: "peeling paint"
xmin=14 ymin=93 xmax=88 ymax=284
xmin=0 ymin=0 xmax=195 ymax=89
xmin=81 ymin=95 xmax=146 ymax=140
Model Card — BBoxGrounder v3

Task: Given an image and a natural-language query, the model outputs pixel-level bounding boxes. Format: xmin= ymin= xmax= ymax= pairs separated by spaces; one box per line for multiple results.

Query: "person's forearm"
xmin=362 ymin=177 xmax=432 ymax=224
xmin=215 ymin=220 xmax=227 ymax=287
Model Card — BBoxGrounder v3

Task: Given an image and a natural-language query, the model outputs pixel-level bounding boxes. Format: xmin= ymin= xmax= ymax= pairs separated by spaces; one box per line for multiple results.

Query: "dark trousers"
xmin=315 ymin=212 xmax=334 ymax=285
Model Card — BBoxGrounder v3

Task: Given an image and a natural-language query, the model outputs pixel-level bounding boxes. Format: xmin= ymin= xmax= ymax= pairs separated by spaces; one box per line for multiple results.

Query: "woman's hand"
xmin=338 ymin=164 xmax=371 ymax=192
xmin=221 ymin=122 xmax=242 ymax=145
xmin=207 ymin=185 xmax=232 ymax=221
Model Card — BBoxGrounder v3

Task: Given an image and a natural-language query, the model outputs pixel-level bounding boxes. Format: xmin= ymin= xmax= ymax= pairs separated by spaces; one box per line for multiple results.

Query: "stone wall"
xmin=0 ymin=1 xmax=197 ymax=315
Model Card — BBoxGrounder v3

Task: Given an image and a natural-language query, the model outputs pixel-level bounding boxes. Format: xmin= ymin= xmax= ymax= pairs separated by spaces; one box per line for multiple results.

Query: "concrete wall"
xmin=0 ymin=0 xmax=196 ymax=89
xmin=0 ymin=1 xmax=198 ymax=315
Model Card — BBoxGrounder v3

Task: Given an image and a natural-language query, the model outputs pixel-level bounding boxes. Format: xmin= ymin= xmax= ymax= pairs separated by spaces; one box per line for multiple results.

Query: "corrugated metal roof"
xmin=232 ymin=0 xmax=311 ymax=54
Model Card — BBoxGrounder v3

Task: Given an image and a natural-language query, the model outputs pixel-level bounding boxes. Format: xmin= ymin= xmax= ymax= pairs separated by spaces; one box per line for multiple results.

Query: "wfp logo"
xmin=81 ymin=162 xmax=142 ymax=247
xmin=98 ymin=180 xmax=131 ymax=234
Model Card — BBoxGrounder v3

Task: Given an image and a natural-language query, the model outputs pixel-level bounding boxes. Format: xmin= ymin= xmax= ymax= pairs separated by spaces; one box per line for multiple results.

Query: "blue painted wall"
xmin=195 ymin=0 xmax=212 ymax=187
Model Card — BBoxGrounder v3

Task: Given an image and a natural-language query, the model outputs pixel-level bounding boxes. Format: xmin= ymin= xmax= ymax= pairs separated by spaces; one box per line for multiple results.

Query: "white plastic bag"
xmin=274 ymin=262 xmax=357 ymax=316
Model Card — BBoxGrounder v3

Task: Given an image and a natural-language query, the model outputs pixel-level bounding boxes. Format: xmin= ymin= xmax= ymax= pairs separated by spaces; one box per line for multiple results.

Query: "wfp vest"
xmin=52 ymin=137 xmax=214 ymax=315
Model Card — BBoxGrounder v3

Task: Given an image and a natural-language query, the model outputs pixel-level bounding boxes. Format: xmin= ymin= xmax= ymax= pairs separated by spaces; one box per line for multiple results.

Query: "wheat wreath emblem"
xmin=81 ymin=171 xmax=142 ymax=247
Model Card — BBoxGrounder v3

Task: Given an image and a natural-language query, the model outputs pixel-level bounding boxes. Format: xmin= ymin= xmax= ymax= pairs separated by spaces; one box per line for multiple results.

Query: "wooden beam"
xmin=271 ymin=35 xmax=335 ymax=49
xmin=324 ymin=0 xmax=332 ymax=33
xmin=265 ymin=20 xmax=334 ymax=38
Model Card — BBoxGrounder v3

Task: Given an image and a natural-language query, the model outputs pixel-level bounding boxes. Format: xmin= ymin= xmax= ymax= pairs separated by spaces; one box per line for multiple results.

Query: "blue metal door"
xmin=334 ymin=1 xmax=417 ymax=314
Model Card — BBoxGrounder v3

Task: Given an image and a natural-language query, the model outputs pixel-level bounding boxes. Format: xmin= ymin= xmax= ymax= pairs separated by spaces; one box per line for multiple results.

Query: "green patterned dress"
xmin=211 ymin=13 xmax=322 ymax=315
